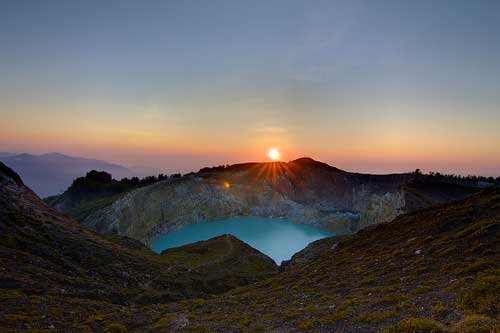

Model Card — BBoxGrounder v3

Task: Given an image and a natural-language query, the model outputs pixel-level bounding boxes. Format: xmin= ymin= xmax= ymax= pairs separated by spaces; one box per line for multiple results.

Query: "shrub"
xmin=384 ymin=317 xmax=444 ymax=333
xmin=449 ymin=315 xmax=498 ymax=333
xmin=411 ymin=285 xmax=434 ymax=295
xmin=489 ymin=325 xmax=500 ymax=333
xmin=432 ymin=303 xmax=447 ymax=318
xmin=320 ymin=309 xmax=349 ymax=324
xmin=454 ymin=220 xmax=499 ymax=239
xmin=180 ymin=298 xmax=206 ymax=310
xmin=297 ymin=319 xmax=315 ymax=329
xmin=461 ymin=260 xmax=495 ymax=274
xmin=371 ymin=293 xmax=406 ymax=306
xmin=103 ymin=323 xmax=128 ymax=333
xmin=150 ymin=314 xmax=176 ymax=331
xmin=0 ymin=289 xmax=23 ymax=299
xmin=457 ymin=269 xmax=500 ymax=315
xmin=358 ymin=276 xmax=376 ymax=286
xmin=238 ymin=316 xmax=251 ymax=327
xmin=182 ymin=324 xmax=210 ymax=332
xmin=303 ymin=304 xmax=321 ymax=313
xmin=355 ymin=310 xmax=397 ymax=324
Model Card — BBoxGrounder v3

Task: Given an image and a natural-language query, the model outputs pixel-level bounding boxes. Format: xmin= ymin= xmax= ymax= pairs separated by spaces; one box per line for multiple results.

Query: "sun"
xmin=267 ymin=148 xmax=281 ymax=161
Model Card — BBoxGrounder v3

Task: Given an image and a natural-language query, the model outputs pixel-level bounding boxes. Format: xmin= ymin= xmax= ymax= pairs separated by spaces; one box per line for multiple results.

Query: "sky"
xmin=1 ymin=0 xmax=499 ymax=175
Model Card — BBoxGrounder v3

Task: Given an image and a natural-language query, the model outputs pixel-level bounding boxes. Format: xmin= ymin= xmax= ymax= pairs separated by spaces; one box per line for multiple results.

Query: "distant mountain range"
xmin=0 ymin=152 xmax=134 ymax=198
xmin=0 ymin=152 xmax=17 ymax=158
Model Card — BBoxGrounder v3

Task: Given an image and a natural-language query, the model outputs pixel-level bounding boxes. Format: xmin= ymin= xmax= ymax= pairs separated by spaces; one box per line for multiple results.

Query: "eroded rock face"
xmin=78 ymin=158 xmax=478 ymax=244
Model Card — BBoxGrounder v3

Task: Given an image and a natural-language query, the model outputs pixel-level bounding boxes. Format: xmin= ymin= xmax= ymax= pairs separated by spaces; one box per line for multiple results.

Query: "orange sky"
xmin=1 ymin=107 xmax=499 ymax=176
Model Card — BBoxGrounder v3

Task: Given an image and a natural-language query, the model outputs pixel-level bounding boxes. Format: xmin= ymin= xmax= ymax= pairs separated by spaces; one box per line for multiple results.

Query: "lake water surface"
xmin=151 ymin=216 xmax=334 ymax=264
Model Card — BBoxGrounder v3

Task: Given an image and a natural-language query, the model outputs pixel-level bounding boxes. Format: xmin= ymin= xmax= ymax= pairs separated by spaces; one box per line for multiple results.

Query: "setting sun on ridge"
xmin=268 ymin=148 xmax=281 ymax=161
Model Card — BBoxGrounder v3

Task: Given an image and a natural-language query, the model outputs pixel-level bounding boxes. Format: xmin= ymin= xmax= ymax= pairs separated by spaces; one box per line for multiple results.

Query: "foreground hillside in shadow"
xmin=159 ymin=187 xmax=500 ymax=332
xmin=1 ymin=161 xmax=499 ymax=332
xmin=0 ymin=162 xmax=277 ymax=332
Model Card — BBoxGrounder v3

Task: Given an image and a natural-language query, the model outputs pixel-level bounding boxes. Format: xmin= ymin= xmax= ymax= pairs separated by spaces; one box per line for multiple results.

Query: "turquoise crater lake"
xmin=151 ymin=217 xmax=334 ymax=264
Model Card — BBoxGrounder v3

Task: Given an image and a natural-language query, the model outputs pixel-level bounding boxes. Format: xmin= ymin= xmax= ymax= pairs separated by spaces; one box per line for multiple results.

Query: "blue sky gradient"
xmin=1 ymin=0 xmax=499 ymax=175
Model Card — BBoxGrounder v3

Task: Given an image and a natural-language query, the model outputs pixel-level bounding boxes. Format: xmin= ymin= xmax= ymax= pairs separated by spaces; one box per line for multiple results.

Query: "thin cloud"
xmin=254 ymin=126 xmax=288 ymax=134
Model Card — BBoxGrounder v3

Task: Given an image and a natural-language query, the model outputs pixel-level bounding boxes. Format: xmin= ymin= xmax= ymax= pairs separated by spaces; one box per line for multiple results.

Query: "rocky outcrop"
xmin=79 ymin=158 xmax=480 ymax=244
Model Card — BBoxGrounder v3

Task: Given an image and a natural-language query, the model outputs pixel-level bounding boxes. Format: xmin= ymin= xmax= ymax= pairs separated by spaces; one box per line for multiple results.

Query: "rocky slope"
xmin=145 ymin=187 xmax=500 ymax=332
xmin=1 ymin=161 xmax=499 ymax=332
xmin=73 ymin=158 xmax=479 ymax=244
xmin=0 ymin=162 xmax=277 ymax=332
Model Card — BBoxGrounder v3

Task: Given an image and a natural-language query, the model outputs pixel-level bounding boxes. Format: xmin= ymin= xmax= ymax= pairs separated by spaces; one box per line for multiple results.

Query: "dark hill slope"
xmin=147 ymin=188 xmax=500 ymax=332
xmin=0 ymin=162 xmax=277 ymax=332
xmin=160 ymin=234 xmax=278 ymax=293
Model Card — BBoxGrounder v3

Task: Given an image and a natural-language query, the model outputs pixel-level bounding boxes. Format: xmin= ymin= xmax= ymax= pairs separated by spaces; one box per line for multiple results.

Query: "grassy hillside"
xmin=147 ymin=188 xmax=500 ymax=332
xmin=2 ymin=161 xmax=498 ymax=332
xmin=0 ymin=163 xmax=277 ymax=332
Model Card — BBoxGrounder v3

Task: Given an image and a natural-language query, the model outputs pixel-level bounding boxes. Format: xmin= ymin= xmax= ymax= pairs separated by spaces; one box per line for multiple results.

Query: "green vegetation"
xmin=44 ymin=170 xmax=170 ymax=221
xmin=371 ymin=293 xmax=406 ymax=306
xmin=358 ymin=276 xmax=376 ymax=286
xmin=411 ymin=285 xmax=434 ymax=295
xmin=0 ymin=182 xmax=277 ymax=332
xmin=297 ymin=319 xmax=315 ymax=330
xmin=457 ymin=269 xmax=500 ymax=315
xmin=384 ymin=317 xmax=444 ymax=333
xmin=320 ymin=309 xmax=349 ymax=324
xmin=144 ymin=188 xmax=499 ymax=332
xmin=449 ymin=315 xmax=499 ymax=333
xmin=103 ymin=323 xmax=128 ymax=332
xmin=355 ymin=310 xmax=397 ymax=324
xmin=1 ymin=162 xmax=500 ymax=332
xmin=0 ymin=289 xmax=24 ymax=299
xmin=431 ymin=303 xmax=447 ymax=318
xmin=182 ymin=298 xmax=206 ymax=310
xmin=150 ymin=314 xmax=177 ymax=331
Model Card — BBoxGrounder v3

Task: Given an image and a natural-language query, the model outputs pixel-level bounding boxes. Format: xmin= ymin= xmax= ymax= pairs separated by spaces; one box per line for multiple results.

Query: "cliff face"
xmin=79 ymin=158 xmax=479 ymax=243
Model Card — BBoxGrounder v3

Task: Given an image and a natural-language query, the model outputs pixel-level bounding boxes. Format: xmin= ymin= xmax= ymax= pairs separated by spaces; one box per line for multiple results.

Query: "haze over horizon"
xmin=1 ymin=0 xmax=500 ymax=176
